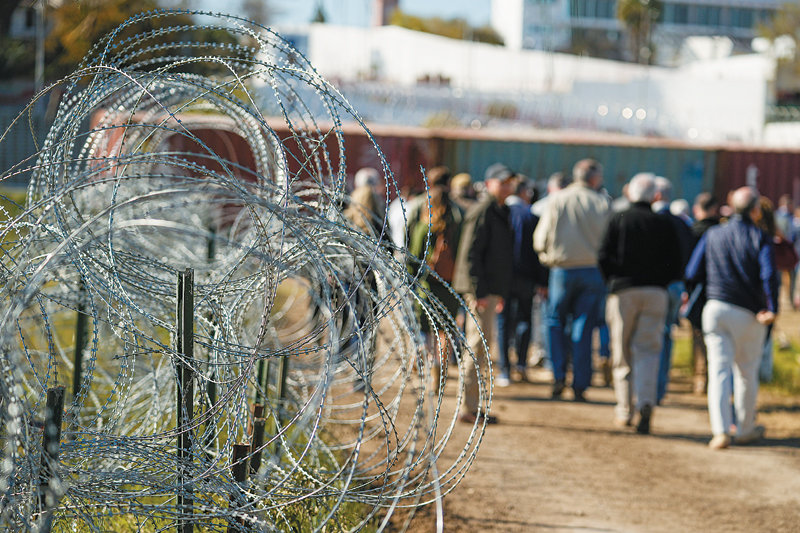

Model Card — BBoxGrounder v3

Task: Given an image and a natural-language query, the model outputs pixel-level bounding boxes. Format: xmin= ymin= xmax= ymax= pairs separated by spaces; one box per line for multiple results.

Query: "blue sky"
xmin=202 ymin=0 xmax=492 ymax=27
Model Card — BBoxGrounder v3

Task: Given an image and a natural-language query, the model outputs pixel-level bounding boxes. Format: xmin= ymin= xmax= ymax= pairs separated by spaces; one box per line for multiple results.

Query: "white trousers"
xmin=702 ymin=299 xmax=766 ymax=437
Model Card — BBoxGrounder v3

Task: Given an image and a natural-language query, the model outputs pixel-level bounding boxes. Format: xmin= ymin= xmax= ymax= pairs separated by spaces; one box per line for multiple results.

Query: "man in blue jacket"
xmin=685 ymin=186 xmax=779 ymax=450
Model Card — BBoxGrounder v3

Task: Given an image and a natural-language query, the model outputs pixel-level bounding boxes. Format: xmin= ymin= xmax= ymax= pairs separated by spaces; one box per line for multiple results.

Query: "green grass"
xmin=672 ymin=331 xmax=800 ymax=396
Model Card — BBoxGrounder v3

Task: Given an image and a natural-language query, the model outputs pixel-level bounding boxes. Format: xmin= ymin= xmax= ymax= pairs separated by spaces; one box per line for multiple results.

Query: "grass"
xmin=671 ymin=325 xmax=800 ymax=396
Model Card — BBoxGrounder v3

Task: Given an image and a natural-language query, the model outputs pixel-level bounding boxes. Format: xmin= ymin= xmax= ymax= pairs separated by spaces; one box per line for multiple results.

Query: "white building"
xmin=490 ymin=0 xmax=783 ymax=63
xmin=287 ymin=23 xmax=782 ymax=144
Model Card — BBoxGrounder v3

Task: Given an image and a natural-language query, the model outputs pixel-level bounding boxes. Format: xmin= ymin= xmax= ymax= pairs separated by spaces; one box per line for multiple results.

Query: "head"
xmin=692 ymin=192 xmax=719 ymax=221
xmin=451 ymin=172 xmax=473 ymax=198
xmin=626 ymin=172 xmax=657 ymax=203
xmin=484 ymin=163 xmax=517 ymax=204
xmin=546 ymin=171 xmax=572 ymax=194
xmin=513 ymin=176 xmax=537 ymax=203
xmin=731 ymin=186 xmax=761 ymax=222
xmin=653 ymin=176 xmax=673 ymax=203
xmin=354 ymin=167 xmax=381 ymax=193
xmin=670 ymin=199 xmax=691 ymax=220
xmin=427 ymin=166 xmax=451 ymax=189
xmin=779 ymin=193 xmax=793 ymax=211
xmin=572 ymin=159 xmax=603 ymax=190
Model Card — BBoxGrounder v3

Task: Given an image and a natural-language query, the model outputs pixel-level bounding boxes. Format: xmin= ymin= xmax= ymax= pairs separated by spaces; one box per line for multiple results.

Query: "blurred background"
xmin=2 ymin=0 xmax=800 ymax=199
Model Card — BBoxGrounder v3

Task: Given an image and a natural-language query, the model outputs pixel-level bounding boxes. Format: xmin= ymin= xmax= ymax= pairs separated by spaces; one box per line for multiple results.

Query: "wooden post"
xmin=227 ymin=443 xmax=250 ymax=533
xmin=72 ymin=280 xmax=88 ymax=399
xmin=38 ymin=386 xmax=65 ymax=532
xmin=249 ymin=404 xmax=265 ymax=475
xmin=176 ymin=269 xmax=194 ymax=533
xmin=273 ymin=357 xmax=289 ymax=457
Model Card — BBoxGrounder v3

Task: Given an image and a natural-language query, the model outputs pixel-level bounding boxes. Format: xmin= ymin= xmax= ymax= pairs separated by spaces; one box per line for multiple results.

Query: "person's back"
xmin=704 ymin=217 xmax=775 ymax=315
xmin=599 ymin=201 xmax=681 ymax=292
xmin=534 ymin=181 xmax=610 ymax=268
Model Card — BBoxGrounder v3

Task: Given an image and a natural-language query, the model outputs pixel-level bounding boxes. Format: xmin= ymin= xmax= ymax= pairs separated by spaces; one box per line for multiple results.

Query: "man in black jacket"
xmin=452 ymin=163 xmax=517 ymax=424
xmin=598 ymin=173 xmax=682 ymax=434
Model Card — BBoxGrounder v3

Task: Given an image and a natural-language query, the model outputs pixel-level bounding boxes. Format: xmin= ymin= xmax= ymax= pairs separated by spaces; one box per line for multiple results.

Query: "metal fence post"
xmin=176 ymin=269 xmax=195 ymax=533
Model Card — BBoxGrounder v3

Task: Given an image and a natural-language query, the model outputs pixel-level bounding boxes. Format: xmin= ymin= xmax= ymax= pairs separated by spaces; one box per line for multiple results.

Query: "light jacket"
xmin=533 ymin=183 xmax=611 ymax=269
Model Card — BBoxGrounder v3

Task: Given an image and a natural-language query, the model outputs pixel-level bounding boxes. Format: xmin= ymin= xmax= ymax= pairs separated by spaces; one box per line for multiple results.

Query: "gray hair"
xmin=654 ymin=176 xmax=673 ymax=202
xmin=573 ymin=159 xmax=602 ymax=184
xmin=547 ymin=171 xmax=572 ymax=192
xmin=627 ymin=172 xmax=656 ymax=203
xmin=731 ymin=186 xmax=760 ymax=215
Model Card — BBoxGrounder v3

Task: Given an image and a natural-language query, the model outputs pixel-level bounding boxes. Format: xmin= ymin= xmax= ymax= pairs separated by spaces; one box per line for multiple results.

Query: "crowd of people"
xmin=349 ymin=158 xmax=788 ymax=450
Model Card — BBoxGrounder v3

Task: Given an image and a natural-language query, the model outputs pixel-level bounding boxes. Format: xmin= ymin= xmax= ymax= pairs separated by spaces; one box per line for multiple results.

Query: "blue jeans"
xmin=546 ymin=266 xmax=606 ymax=393
xmin=657 ymin=281 xmax=683 ymax=402
xmin=496 ymin=278 xmax=535 ymax=376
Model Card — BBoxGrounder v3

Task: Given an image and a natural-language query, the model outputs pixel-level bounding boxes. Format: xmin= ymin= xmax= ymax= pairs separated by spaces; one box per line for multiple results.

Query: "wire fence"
xmin=0 ymin=10 xmax=491 ymax=532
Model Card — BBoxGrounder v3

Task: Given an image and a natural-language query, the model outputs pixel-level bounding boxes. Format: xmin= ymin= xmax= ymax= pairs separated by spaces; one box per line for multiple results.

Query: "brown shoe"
xmin=708 ymin=434 xmax=732 ymax=450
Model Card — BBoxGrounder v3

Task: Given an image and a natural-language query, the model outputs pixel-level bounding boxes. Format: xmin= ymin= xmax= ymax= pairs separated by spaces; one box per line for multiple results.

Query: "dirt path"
xmin=405 ymin=325 xmax=800 ymax=532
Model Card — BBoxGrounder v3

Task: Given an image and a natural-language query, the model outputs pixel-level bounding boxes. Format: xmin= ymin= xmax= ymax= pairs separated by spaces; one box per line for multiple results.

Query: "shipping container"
xmin=714 ymin=149 xmax=800 ymax=204
xmin=433 ymin=128 xmax=716 ymax=201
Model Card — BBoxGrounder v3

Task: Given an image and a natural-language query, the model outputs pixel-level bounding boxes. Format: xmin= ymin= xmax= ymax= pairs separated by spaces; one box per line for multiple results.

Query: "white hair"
xmin=355 ymin=167 xmax=380 ymax=188
xmin=627 ymin=172 xmax=656 ymax=203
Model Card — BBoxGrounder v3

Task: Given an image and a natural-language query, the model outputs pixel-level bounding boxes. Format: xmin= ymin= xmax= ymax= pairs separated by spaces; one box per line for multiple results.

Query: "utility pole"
xmin=35 ymin=0 xmax=45 ymax=94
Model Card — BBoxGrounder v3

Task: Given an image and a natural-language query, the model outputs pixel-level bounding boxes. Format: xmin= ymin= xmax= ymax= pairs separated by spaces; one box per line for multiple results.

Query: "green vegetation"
xmin=672 ymin=329 xmax=800 ymax=395
xmin=389 ymin=9 xmax=503 ymax=46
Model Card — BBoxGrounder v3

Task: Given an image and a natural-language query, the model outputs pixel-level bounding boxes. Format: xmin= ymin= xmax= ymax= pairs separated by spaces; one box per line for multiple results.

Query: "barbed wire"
xmin=0 ymin=10 xmax=492 ymax=532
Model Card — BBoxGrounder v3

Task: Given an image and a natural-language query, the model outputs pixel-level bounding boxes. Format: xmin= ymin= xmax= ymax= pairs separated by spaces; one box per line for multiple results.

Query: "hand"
xmin=495 ymin=298 xmax=505 ymax=314
xmin=476 ymin=298 xmax=488 ymax=312
xmin=756 ymin=310 xmax=776 ymax=325
xmin=536 ymin=286 xmax=549 ymax=299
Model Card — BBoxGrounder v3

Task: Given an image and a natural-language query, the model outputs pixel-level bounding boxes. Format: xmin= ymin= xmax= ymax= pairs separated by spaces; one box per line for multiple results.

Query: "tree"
xmin=758 ymin=2 xmax=800 ymax=105
xmin=758 ymin=2 xmax=800 ymax=103
xmin=389 ymin=9 xmax=503 ymax=46
xmin=311 ymin=1 xmax=327 ymax=23
xmin=617 ymin=0 xmax=662 ymax=64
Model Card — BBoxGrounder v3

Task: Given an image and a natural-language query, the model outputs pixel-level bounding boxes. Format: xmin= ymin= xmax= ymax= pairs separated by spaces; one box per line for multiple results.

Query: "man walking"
xmin=496 ymin=178 xmax=548 ymax=386
xmin=598 ymin=173 xmax=682 ymax=433
xmin=533 ymin=159 xmax=611 ymax=401
xmin=685 ymin=186 xmax=779 ymax=450
xmin=452 ymin=163 xmax=517 ymax=423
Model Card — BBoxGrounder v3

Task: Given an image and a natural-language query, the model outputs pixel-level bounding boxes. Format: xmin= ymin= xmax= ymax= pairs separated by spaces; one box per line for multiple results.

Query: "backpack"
xmin=428 ymin=232 xmax=455 ymax=283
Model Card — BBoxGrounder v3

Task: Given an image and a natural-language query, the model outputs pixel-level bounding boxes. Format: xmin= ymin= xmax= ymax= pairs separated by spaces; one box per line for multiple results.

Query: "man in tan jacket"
xmin=533 ymin=159 xmax=611 ymax=401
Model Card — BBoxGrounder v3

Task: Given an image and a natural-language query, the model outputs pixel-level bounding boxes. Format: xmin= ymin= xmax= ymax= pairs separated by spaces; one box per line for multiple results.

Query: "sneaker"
xmin=735 ymin=425 xmax=766 ymax=445
xmin=496 ymin=375 xmax=511 ymax=388
xmin=636 ymin=404 xmax=652 ymax=435
xmin=552 ymin=379 xmax=566 ymax=399
xmin=708 ymin=434 xmax=732 ymax=450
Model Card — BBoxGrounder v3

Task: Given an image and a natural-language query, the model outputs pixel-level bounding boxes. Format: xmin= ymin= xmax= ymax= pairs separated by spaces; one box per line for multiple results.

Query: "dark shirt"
xmin=509 ymin=202 xmax=548 ymax=286
xmin=452 ymin=196 xmax=514 ymax=299
xmin=598 ymin=201 xmax=683 ymax=293
xmin=685 ymin=215 xmax=779 ymax=314
xmin=657 ymin=206 xmax=695 ymax=270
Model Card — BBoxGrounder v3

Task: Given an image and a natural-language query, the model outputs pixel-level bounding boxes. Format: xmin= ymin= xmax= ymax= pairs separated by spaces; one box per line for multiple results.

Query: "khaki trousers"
xmin=606 ymin=287 xmax=668 ymax=421
xmin=460 ymin=293 xmax=499 ymax=416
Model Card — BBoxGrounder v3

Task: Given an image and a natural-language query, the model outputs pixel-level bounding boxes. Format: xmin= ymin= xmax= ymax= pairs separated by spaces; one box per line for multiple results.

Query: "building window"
xmin=729 ymin=7 xmax=753 ymax=28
